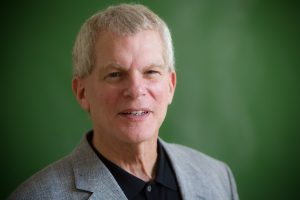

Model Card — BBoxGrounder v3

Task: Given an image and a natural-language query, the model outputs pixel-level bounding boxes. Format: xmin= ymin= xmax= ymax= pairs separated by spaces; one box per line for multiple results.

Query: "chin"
xmin=118 ymin=128 xmax=158 ymax=145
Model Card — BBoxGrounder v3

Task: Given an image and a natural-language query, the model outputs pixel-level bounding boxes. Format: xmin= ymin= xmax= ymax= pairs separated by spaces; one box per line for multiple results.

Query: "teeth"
xmin=125 ymin=111 xmax=147 ymax=116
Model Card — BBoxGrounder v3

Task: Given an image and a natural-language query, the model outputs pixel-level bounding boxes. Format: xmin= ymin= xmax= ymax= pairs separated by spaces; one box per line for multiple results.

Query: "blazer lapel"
xmin=71 ymin=135 xmax=127 ymax=200
xmin=161 ymin=140 xmax=208 ymax=200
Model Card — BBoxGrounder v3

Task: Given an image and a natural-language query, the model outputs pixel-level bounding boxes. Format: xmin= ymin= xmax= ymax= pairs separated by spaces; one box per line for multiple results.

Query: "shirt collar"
xmin=99 ymin=155 xmax=145 ymax=199
xmin=155 ymin=140 xmax=178 ymax=191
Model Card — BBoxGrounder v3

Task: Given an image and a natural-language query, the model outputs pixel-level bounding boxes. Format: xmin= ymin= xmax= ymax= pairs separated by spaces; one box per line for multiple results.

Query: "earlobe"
xmin=168 ymin=72 xmax=177 ymax=104
xmin=72 ymin=77 xmax=90 ymax=112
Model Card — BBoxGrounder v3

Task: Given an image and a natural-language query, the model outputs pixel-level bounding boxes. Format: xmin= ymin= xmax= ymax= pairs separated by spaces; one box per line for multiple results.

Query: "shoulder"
xmin=8 ymin=132 xmax=101 ymax=200
xmin=8 ymin=155 xmax=75 ymax=200
xmin=7 ymin=134 xmax=96 ymax=200
xmin=161 ymin=141 xmax=239 ymax=199
xmin=163 ymin=141 xmax=227 ymax=170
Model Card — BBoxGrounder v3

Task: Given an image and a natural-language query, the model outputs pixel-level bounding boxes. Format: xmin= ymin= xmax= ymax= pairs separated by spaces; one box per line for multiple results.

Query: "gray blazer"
xmin=9 ymin=134 xmax=239 ymax=200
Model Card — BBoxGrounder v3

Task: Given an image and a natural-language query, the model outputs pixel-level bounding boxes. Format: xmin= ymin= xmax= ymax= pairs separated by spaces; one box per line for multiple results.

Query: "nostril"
xmin=123 ymin=86 xmax=146 ymax=98
xmin=123 ymin=74 xmax=146 ymax=98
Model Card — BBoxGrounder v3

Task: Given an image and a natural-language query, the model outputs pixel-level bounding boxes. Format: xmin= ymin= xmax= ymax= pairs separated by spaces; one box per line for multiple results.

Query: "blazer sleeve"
xmin=225 ymin=164 xmax=239 ymax=200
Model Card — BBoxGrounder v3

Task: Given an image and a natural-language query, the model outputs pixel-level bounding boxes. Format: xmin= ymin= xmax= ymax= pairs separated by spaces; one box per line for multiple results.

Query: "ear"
xmin=167 ymin=71 xmax=177 ymax=104
xmin=72 ymin=76 xmax=90 ymax=112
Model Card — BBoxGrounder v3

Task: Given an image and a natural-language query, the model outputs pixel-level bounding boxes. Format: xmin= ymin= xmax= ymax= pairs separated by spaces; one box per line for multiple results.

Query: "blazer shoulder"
xmin=8 ymin=155 xmax=77 ymax=200
xmin=162 ymin=141 xmax=239 ymax=200
xmin=164 ymin=142 xmax=226 ymax=169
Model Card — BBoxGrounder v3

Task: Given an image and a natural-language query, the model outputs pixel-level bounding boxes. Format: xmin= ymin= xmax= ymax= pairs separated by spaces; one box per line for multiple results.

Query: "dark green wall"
xmin=1 ymin=0 xmax=299 ymax=199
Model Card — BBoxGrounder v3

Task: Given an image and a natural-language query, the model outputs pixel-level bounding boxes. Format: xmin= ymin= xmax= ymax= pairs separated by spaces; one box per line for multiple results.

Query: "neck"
xmin=92 ymin=133 xmax=158 ymax=182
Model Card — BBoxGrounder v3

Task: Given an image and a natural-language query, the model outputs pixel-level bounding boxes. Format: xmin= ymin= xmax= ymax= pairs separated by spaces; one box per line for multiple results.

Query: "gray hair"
xmin=72 ymin=3 xmax=175 ymax=78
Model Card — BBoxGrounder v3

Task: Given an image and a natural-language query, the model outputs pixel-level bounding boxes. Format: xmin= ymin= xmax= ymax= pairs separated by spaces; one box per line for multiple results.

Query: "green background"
xmin=1 ymin=0 xmax=299 ymax=199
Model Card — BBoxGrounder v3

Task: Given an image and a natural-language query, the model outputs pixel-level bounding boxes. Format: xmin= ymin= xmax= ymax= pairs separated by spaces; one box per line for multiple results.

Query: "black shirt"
xmin=88 ymin=134 xmax=182 ymax=200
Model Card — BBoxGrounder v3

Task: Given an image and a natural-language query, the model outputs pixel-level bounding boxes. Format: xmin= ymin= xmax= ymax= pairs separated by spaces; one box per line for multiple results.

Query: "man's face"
xmin=73 ymin=30 xmax=176 ymax=145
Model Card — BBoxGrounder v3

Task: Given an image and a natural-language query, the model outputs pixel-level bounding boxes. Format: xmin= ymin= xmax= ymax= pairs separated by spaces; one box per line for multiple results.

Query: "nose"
xmin=123 ymin=72 xmax=146 ymax=99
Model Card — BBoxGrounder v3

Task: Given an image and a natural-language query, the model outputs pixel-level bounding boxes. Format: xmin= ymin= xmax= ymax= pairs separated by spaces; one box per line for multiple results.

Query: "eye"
xmin=107 ymin=72 xmax=121 ymax=78
xmin=104 ymin=71 xmax=123 ymax=81
xmin=146 ymin=70 xmax=160 ymax=75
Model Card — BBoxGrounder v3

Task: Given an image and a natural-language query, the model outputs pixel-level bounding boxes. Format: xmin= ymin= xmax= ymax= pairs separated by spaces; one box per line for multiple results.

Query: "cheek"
xmin=87 ymin=85 xmax=116 ymax=111
xmin=99 ymin=87 xmax=123 ymax=112
xmin=150 ymin=81 xmax=171 ymax=104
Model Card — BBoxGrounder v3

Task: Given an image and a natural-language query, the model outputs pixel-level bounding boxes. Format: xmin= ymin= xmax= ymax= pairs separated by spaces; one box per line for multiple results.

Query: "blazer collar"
xmin=70 ymin=133 xmax=208 ymax=200
xmin=160 ymin=139 xmax=208 ymax=200
xmin=70 ymin=133 xmax=127 ymax=200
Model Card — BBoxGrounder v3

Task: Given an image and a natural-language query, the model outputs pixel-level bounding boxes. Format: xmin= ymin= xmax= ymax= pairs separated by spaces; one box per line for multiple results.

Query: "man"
xmin=9 ymin=3 xmax=239 ymax=200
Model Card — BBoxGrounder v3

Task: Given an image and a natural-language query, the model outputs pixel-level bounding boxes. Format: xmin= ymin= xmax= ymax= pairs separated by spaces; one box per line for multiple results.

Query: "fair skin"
xmin=72 ymin=30 xmax=176 ymax=181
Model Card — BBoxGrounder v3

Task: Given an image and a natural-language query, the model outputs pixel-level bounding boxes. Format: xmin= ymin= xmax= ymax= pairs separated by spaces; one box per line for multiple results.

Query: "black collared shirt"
xmin=88 ymin=134 xmax=182 ymax=200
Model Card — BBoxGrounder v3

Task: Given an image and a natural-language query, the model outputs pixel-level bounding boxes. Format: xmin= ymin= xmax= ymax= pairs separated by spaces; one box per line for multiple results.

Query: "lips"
xmin=121 ymin=110 xmax=149 ymax=116
xmin=118 ymin=109 xmax=151 ymax=119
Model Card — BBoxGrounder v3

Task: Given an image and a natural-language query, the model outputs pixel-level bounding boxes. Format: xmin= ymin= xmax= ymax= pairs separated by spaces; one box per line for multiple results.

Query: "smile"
xmin=118 ymin=109 xmax=151 ymax=120
xmin=120 ymin=110 xmax=149 ymax=116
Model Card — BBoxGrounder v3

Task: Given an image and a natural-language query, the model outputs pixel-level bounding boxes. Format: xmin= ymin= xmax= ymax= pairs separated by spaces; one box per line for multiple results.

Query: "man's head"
xmin=72 ymin=3 xmax=175 ymax=78
xmin=72 ymin=4 xmax=176 ymax=145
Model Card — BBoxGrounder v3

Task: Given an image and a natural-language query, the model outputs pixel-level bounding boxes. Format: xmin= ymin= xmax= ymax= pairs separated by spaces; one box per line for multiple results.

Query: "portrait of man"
xmin=8 ymin=3 xmax=239 ymax=200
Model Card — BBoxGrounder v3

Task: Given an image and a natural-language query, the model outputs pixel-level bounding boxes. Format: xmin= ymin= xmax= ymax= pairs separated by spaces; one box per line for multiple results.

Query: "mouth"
xmin=118 ymin=109 xmax=151 ymax=119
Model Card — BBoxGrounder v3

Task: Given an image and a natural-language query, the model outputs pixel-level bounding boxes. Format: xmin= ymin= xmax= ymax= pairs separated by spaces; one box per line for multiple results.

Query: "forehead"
xmin=93 ymin=30 xmax=164 ymax=70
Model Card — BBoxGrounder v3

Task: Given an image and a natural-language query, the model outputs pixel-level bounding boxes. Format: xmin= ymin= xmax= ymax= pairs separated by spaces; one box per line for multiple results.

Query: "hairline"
xmin=72 ymin=4 xmax=175 ymax=78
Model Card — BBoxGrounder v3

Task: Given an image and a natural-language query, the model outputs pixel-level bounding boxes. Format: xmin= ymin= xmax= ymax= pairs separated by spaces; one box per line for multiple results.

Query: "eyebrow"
xmin=146 ymin=64 xmax=166 ymax=69
xmin=102 ymin=63 xmax=166 ymax=71
xmin=102 ymin=63 xmax=126 ymax=71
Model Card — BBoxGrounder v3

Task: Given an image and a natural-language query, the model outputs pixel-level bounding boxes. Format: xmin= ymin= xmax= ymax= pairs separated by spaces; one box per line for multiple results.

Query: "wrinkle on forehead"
xmin=102 ymin=63 xmax=166 ymax=72
xmin=94 ymin=30 xmax=165 ymax=72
